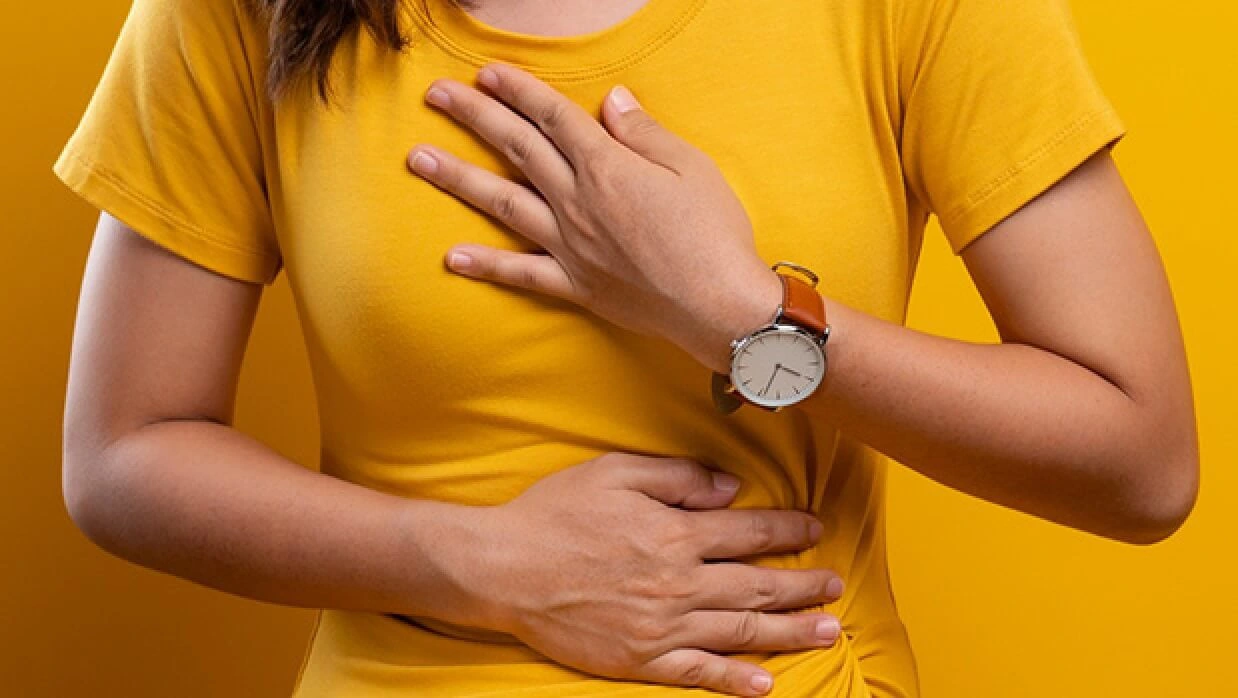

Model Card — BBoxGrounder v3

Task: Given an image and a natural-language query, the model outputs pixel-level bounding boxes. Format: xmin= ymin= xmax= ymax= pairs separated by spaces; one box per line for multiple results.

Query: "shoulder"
xmin=124 ymin=0 xmax=269 ymax=47
xmin=127 ymin=0 xmax=253 ymax=24
xmin=116 ymin=0 xmax=271 ymax=95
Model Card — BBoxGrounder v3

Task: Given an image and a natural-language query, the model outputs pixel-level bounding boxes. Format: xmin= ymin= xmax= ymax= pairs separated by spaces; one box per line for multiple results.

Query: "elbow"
xmin=1108 ymin=442 xmax=1199 ymax=546
xmin=62 ymin=435 xmax=131 ymax=551
xmin=1115 ymin=481 xmax=1197 ymax=546
xmin=62 ymin=451 xmax=113 ymax=548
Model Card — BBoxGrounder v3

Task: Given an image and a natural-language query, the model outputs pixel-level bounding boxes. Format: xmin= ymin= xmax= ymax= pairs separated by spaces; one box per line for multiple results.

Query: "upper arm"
xmin=55 ymin=0 xmax=280 ymax=472
xmin=63 ymin=212 xmax=262 ymax=466
xmin=53 ymin=0 xmax=282 ymax=286
xmin=959 ymin=149 xmax=1199 ymax=504
xmin=897 ymin=0 xmax=1126 ymax=254
xmin=895 ymin=0 xmax=1197 ymax=515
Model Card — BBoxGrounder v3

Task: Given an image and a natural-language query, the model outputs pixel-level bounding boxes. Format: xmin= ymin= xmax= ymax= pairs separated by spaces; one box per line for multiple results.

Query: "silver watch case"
xmin=727 ymin=322 xmax=830 ymax=411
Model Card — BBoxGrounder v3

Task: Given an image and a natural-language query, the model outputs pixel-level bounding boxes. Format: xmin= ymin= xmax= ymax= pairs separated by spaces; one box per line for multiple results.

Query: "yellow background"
xmin=2 ymin=1 xmax=1232 ymax=695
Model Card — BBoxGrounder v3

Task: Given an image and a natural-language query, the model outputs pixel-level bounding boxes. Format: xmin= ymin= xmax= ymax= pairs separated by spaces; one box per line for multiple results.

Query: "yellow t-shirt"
xmin=54 ymin=0 xmax=1124 ymax=695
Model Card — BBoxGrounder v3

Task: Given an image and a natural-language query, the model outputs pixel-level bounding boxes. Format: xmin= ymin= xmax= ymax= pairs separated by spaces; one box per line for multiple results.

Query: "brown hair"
xmin=250 ymin=0 xmax=478 ymax=102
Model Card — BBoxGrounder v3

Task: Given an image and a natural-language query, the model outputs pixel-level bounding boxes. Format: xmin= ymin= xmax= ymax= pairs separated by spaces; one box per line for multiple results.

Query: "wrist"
xmin=396 ymin=499 xmax=513 ymax=632
xmin=691 ymin=264 xmax=784 ymax=374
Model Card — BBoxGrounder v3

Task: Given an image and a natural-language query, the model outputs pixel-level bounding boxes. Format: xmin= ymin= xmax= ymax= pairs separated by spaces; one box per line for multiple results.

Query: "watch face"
xmin=731 ymin=325 xmax=826 ymax=408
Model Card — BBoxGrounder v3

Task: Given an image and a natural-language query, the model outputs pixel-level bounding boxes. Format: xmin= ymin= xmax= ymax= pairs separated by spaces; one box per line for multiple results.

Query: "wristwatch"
xmin=711 ymin=261 xmax=831 ymax=414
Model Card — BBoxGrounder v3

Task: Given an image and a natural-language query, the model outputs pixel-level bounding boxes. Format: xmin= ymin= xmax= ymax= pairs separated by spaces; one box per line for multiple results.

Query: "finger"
xmin=444 ymin=245 xmax=576 ymax=302
xmin=424 ymin=78 xmax=575 ymax=198
xmin=641 ymin=647 xmax=775 ymax=697
xmin=688 ymin=509 xmax=824 ymax=559
xmin=596 ymin=454 xmax=742 ymax=509
xmin=602 ymin=85 xmax=704 ymax=173
xmin=477 ymin=62 xmax=614 ymax=170
xmin=675 ymin=609 xmax=843 ymax=653
xmin=692 ymin=563 xmax=845 ymax=611
xmin=409 ymin=145 xmax=560 ymax=247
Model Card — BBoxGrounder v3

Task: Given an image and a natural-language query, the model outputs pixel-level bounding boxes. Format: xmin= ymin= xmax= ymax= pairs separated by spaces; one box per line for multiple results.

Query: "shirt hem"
xmin=940 ymin=105 xmax=1128 ymax=255
xmin=52 ymin=148 xmax=282 ymax=286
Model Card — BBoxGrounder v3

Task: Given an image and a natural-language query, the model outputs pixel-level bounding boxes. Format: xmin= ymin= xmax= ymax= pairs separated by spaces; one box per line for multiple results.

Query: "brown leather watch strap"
xmin=779 ymin=274 xmax=827 ymax=334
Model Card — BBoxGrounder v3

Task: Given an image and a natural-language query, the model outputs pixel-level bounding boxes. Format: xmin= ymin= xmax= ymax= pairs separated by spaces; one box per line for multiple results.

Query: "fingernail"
xmin=609 ymin=85 xmax=640 ymax=114
xmin=809 ymin=519 xmax=824 ymax=540
xmin=750 ymin=673 xmax=772 ymax=694
xmin=410 ymin=150 xmax=438 ymax=176
xmin=425 ymin=86 xmax=450 ymax=109
xmin=478 ymin=67 xmax=499 ymax=89
xmin=815 ymin=617 xmax=841 ymax=643
xmin=712 ymin=472 xmax=740 ymax=493
xmin=826 ymin=577 xmax=845 ymax=598
xmin=446 ymin=251 xmax=472 ymax=271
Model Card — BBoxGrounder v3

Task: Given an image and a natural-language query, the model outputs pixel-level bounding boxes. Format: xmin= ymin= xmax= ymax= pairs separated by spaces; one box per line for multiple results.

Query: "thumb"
xmin=603 ymin=454 xmax=741 ymax=509
xmin=602 ymin=85 xmax=700 ymax=169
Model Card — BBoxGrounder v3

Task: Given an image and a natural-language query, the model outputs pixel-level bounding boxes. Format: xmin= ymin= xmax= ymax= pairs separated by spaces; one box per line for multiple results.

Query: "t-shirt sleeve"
xmin=897 ymin=0 xmax=1126 ymax=254
xmin=53 ymin=0 xmax=282 ymax=285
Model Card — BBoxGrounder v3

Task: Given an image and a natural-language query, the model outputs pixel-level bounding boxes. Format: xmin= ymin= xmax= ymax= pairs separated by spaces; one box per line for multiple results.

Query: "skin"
xmin=461 ymin=0 xmax=653 ymax=35
xmin=411 ymin=63 xmax=1198 ymax=548
xmin=61 ymin=7 xmax=1198 ymax=698
xmin=65 ymin=214 xmax=842 ymax=698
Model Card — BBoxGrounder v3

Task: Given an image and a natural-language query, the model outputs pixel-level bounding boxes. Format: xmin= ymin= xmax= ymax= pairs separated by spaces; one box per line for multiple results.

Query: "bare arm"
xmin=389 ymin=67 xmax=1199 ymax=546
xmin=62 ymin=212 xmax=849 ymax=697
xmin=798 ymin=150 xmax=1199 ymax=544
xmin=62 ymin=213 xmax=495 ymax=624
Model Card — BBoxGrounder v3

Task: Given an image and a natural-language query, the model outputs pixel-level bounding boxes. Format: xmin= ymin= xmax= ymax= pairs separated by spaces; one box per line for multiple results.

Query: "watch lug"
xmin=711 ymin=371 xmax=745 ymax=414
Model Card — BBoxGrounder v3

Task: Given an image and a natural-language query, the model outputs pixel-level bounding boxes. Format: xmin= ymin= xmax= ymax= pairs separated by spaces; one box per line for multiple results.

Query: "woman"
xmin=54 ymin=0 xmax=1198 ymax=696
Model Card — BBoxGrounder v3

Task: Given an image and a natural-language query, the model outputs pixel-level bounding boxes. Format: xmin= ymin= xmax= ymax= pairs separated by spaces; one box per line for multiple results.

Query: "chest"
xmin=265 ymin=0 xmax=919 ymax=413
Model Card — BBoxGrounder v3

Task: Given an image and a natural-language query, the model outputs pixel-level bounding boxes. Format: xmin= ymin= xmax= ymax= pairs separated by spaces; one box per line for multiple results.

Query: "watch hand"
xmin=779 ymin=366 xmax=803 ymax=378
xmin=759 ymin=364 xmax=780 ymax=397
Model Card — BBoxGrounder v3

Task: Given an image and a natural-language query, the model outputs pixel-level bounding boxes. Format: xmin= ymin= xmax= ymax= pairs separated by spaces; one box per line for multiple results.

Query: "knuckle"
xmin=715 ymin=662 xmax=744 ymax=695
xmin=663 ymin=572 xmax=700 ymax=603
xmin=491 ymin=188 xmax=520 ymax=223
xmin=500 ymin=80 xmax=523 ymax=103
xmin=579 ymin=149 xmax=616 ymax=185
xmin=534 ymin=100 xmax=568 ymax=132
xmin=731 ymin=610 xmax=761 ymax=649
xmin=660 ymin=510 xmax=696 ymax=546
xmin=626 ymin=114 xmax=662 ymax=139
xmin=558 ymin=197 xmax=594 ymax=233
xmin=747 ymin=514 xmax=775 ymax=551
xmin=665 ymin=458 xmax=705 ymax=488
xmin=628 ymin=614 xmax=670 ymax=646
xmin=480 ymin=254 xmax=505 ymax=280
xmin=647 ymin=560 xmax=699 ymax=604
xmin=456 ymin=97 xmax=483 ymax=126
xmin=517 ymin=265 xmax=542 ymax=291
xmin=498 ymin=256 xmax=530 ymax=286
xmin=747 ymin=572 xmax=779 ymax=610
xmin=675 ymin=658 xmax=709 ymax=687
xmin=576 ymin=139 xmax=611 ymax=169
xmin=435 ymin=158 xmax=462 ymax=188
xmin=503 ymin=130 xmax=537 ymax=165
xmin=632 ymin=564 xmax=681 ymax=600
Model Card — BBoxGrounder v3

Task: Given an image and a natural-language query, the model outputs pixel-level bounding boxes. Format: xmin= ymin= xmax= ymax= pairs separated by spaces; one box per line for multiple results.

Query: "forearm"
xmin=797 ymin=298 xmax=1194 ymax=543
xmin=64 ymin=419 xmax=499 ymax=627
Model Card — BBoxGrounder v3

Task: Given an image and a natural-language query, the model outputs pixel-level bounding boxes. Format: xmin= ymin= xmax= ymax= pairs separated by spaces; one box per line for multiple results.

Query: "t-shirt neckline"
xmin=406 ymin=0 xmax=707 ymax=80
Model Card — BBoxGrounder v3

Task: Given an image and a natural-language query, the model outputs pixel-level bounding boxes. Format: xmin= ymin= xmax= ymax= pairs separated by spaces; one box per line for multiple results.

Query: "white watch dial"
xmin=731 ymin=326 xmax=826 ymax=408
